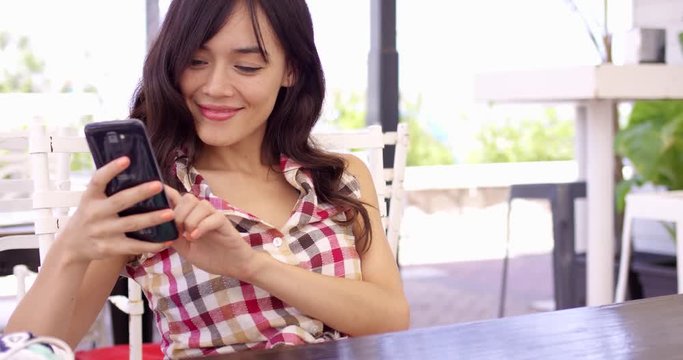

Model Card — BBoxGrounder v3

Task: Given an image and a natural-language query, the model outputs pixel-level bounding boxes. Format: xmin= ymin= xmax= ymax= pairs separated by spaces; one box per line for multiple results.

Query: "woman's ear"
xmin=281 ymin=66 xmax=296 ymax=87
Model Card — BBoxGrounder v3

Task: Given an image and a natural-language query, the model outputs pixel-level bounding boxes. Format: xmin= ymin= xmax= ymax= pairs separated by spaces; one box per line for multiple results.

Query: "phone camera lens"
xmin=107 ymin=132 xmax=119 ymax=144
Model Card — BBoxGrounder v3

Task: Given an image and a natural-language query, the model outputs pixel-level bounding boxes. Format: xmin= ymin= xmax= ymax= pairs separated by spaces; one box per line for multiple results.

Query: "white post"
xmin=586 ymin=100 xmax=616 ymax=305
xmin=128 ymin=279 xmax=143 ymax=360
xmin=677 ymin=219 xmax=683 ymax=293
xmin=29 ymin=123 xmax=53 ymax=264
xmin=55 ymin=127 xmax=72 ymax=219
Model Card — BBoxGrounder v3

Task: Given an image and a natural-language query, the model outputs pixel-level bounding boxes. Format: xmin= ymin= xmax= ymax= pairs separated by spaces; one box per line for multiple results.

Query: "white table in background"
xmin=475 ymin=64 xmax=683 ymax=306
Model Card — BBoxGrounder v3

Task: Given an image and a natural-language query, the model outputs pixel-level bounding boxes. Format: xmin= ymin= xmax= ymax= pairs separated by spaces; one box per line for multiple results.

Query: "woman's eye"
xmin=235 ymin=65 xmax=262 ymax=73
xmin=190 ymin=59 xmax=207 ymax=67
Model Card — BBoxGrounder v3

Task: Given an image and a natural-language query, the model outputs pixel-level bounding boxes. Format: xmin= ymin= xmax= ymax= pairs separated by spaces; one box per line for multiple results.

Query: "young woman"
xmin=7 ymin=0 xmax=409 ymax=358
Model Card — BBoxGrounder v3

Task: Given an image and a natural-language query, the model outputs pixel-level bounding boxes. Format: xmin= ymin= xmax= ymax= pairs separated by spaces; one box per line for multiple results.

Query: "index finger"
xmin=164 ymin=185 xmax=181 ymax=207
xmin=86 ymin=156 xmax=130 ymax=195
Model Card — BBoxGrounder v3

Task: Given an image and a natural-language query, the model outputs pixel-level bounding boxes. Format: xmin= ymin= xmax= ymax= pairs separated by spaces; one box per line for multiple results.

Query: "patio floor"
xmin=399 ymin=189 xmax=556 ymax=328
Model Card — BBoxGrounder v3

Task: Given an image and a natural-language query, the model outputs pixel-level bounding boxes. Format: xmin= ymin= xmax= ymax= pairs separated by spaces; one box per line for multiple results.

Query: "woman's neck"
xmin=195 ymin=141 xmax=273 ymax=178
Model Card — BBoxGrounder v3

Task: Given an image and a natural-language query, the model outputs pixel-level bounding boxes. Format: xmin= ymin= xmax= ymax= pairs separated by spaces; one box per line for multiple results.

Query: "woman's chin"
xmin=198 ymin=136 xmax=235 ymax=148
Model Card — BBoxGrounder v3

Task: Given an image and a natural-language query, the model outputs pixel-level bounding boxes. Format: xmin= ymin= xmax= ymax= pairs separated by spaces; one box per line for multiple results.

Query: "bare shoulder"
xmin=339 ymin=153 xmax=372 ymax=183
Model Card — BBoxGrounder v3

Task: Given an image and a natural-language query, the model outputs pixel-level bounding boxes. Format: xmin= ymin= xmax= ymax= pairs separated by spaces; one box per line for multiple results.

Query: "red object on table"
xmin=75 ymin=343 xmax=163 ymax=360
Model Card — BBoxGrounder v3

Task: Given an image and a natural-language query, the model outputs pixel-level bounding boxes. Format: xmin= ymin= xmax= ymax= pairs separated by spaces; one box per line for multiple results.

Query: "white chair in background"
xmin=312 ymin=123 xmax=409 ymax=261
xmin=0 ymin=124 xmax=148 ymax=360
xmin=614 ymin=191 xmax=683 ymax=303
xmin=0 ymin=130 xmax=40 ymax=323
xmin=0 ymin=131 xmax=38 ymax=254
xmin=0 ymin=125 xmax=110 ymax=348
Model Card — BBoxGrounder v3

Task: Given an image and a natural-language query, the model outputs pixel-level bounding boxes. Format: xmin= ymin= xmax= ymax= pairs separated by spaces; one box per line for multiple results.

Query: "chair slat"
xmin=33 ymin=191 xmax=83 ymax=209
xmin=0 ymin=199 xmax=33 ymax=212
xmin=0 ymin=134 xmax=29 ymax=151
xmin=383 ymin=168 xmax=395 ymax=183
xmin=0 ymin=179 xmax=33 ymax=193
xmin=50 ymin=136 xmax=90 ymax=153
xmin=0 ymin=235 xmax=38 ymax=252
xmin=313 ymin=127 xmax=384 ymax=150
xmin=383 ymin=131 xmax=398 ymax=145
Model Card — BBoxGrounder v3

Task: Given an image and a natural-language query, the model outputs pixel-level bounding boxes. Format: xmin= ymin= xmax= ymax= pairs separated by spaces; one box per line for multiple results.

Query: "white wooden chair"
xmin=0 ymin=126 xmax=80 ymax=310
xmin=312 ymin=123 xmax=409 ymax=261
xmin=0 ymin=124 xmax=147 ymax=360
xmin=0 ymin=125 xmax=105 ymax=350
xmin=614 ymin=191 xmax=683 ymax=303
xmin=0 ymin=131 xmax=38 ymax=255
xmin=0 ymin=130 xmax=41 ymax=329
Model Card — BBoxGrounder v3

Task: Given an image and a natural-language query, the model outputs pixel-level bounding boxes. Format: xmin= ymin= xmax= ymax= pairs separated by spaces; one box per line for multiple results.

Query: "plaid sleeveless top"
xmin=124 ymin=155 xmax=362 ymax=359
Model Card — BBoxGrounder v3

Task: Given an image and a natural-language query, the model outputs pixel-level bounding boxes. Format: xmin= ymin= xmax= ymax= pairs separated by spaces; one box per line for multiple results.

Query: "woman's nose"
xmin=202 ymin=66 xmax=235 ymax=97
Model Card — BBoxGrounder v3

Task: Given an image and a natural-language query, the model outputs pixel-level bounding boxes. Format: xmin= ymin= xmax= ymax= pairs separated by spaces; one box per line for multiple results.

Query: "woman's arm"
xmin=6 ymin=156 xmax=174 ymax=347
xmin=6 ymin=252 xmax=127 ymax=347
xmin=244 ymin=154 xmax=409 ymax=335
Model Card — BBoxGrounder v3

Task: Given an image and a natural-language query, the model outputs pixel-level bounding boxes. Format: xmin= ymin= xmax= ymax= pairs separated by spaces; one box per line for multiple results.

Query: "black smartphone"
xmin=84 ymin=119 xmax=178 ymax=242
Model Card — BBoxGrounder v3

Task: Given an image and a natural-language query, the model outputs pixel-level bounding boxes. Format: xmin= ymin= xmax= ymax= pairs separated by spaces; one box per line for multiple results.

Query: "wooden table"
xmin=198 ymin=294 xmax=683 ymax=359
xmin=475 ymin=64 xmax=683 ymax=306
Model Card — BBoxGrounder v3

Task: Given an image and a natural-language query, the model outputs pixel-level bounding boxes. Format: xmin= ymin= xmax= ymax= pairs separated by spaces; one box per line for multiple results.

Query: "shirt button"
xmin=273 ymin=237 xmax=283 ymax=247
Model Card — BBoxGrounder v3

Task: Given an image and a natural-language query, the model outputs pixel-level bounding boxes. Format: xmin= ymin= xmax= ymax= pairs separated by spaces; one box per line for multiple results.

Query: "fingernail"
xmin=190 ymin=229 xmax=200 ymax=239
xmin=160 ymin=210 xmax=174 ymax=220
xmin=183 ymin=231 xmax=191 ymax=240
xmin=116 ymin=157 xmax=129 ymax=167
xmin=163 ymin=241 xmax=173 ymax=247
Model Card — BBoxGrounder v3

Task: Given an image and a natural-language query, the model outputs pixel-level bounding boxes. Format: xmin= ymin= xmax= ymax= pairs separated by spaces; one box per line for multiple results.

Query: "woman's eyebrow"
xmin=197 ymin=44 xmax=269 ymax=60
xmin=234 ymin=45 xmax=270 ymax=62
xmin=233 ymin=46 xmax=262 ymax=55
xmin=197 ymin=44 xmax=260 ymax=54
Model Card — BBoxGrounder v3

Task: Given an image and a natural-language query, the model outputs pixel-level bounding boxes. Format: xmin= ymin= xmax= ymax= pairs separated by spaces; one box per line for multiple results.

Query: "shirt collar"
xmin=173 ymin=152 xmax=305 ymax=191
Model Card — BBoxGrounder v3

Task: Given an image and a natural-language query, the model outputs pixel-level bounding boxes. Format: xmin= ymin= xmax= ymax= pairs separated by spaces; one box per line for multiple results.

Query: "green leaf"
xmin=616 ymin=100 xmax=683 ymax=190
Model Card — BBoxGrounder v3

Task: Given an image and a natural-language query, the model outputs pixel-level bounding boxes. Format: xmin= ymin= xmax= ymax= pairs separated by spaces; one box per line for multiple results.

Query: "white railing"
xmin=404 ymin=160 xmax=580 ymax=191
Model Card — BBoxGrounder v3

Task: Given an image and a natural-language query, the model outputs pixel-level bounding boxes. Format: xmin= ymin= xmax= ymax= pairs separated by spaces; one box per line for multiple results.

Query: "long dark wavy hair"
xmin=129 ymin=0 xmax=373 ymax=252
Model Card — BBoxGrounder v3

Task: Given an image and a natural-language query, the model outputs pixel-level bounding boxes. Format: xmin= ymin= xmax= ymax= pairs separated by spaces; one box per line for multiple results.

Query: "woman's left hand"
xmin=164 ymin=186 xmax=257 ymax=278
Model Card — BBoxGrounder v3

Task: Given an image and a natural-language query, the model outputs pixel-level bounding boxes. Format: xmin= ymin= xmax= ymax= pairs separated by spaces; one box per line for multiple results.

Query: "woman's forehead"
xmin=205 ymin=3 xmax=282 ymax=58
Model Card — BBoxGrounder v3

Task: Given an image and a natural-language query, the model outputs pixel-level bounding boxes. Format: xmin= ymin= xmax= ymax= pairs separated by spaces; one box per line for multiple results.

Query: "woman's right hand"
xmin=54 ymin=156 xmax=173 ymax=264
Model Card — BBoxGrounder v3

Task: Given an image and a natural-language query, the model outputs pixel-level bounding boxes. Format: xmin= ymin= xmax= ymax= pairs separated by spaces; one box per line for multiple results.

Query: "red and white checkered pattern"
xmin=125 ymin=155 xmax=362 ymax=359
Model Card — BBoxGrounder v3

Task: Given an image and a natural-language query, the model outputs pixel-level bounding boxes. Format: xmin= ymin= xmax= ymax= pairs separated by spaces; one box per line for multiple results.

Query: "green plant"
xmin=0 ymin=32 xmax=47 ymax=93
xmin=330 ymin=91 xmax=454 ymax=166
xmin=467 ymin=107 xmax=574 ymax=163
xmin=614 ymin=100 xmax=683 ymax=213
xmin=0 ymin=31 xmax=99 ymax=95
xmin=331 ymin=92 xmax=366 ymax=130
xmin=400 ymin=96 xmax=453 ymax=166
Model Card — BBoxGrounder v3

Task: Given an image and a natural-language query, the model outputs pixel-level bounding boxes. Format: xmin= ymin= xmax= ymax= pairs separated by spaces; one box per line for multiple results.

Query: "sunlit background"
xmin=0 ymin=0 xmax=613 ymax=132
xmin=0 ymin=0 xmax=639 ymax=264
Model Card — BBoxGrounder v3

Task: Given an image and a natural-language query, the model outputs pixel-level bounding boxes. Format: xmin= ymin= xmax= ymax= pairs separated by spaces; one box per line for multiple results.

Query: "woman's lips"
xmin=198 ymin=105 xmax=240 ymax=121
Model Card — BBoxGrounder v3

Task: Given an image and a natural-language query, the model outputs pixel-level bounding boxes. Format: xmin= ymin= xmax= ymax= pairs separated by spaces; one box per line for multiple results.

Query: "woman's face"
xmin=179 ymin=2 xmax=292 ymax=150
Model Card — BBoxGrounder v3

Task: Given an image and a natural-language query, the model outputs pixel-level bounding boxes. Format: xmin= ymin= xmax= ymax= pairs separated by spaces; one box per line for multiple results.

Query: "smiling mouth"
xmin=198 ymin=105 xmax=241 ymax=122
